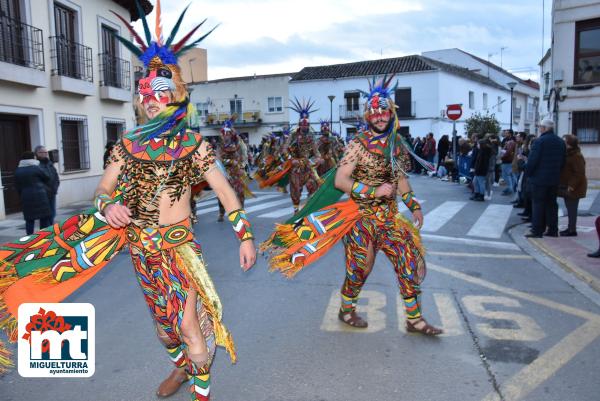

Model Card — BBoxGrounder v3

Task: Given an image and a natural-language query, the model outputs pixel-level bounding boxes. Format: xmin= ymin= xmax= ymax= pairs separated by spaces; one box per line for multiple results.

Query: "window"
xmin=469 ymin=91 xmax=475 ymax=109
xmin=543 ymin=72 xmax=551 ymax=97
xmin=346 ymin=127 xmax=357 ymax=142
xmin=230 ymin=98 xmax=242 ymax=117
xmin=105 ymin=120 xmax=124 ymax=143
xmin=344 ymin=92 xmax=360 ymax=111
xmin=526 ymin=97 xmax=535 ymax=122
xmin=60 ymin=116 xmax=89 ymax=171
xmin=483 ymin=93 xmax=488 ymax=109
xmin=575 ymin=18 xmax=600 ymax=85
xmin=267 ymin=96 xmax=283 ymax=112
xmin=395 ymin=88 xmax=412 ymax=117
xmin=195 ymin=102 xmax=209 ymax=117
xmin=498 ymin=96 xmax=503 ymax=112
xmin=573 ymin=111 xmax=600 ymax=144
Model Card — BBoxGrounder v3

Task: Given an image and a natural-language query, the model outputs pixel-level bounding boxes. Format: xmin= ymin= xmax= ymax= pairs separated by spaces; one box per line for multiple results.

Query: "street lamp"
xmin=327 ymin=95 xmax=335 ymax=129
xmin=507 ymin=81 xmax=517 ymax=131
xmin=188 ymin=57 xmax=196 ymax=83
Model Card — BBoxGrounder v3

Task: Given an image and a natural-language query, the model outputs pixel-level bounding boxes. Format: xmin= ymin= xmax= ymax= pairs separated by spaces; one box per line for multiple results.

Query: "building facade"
xmin=0 ymin=0 xmax=151 ymax=219
xmin=544 ymin=0 xmax=600 ymax=179
xmin=189 ymin=73 xmax=293 ymax=145
xmin=289 ymin=55 xmax=511 ymax=142
xmin=422 ymin=48 xmax=540 ymax=134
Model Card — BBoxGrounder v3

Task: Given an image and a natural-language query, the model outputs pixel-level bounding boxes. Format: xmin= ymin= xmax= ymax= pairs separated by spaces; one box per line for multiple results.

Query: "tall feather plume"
xmin=165 ymin=4 xmax=191 ymax=47
xmin=113 ymin=34 xmax=144 ymax=57
xmin=171 ymin=19 xmax=207 ymax=53
xmin=176 ymin=24 xmax=220 ymax=55
xmin=135 ymin=0 xmax=152 ymax=45
xmin=110 ymin=11 xmax=147 ymax=50
xmin=155 ymin=0 xmax=163 ymax=45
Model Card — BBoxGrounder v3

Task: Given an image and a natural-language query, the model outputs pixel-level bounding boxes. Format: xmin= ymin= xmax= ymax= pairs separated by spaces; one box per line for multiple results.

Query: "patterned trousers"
xmin=289 ymin=160 xmax=319 ymax=207
xmin=341 ymin=204 xmax=426 ymax=318
xmin=130 ymin=240 xmax=215 ymax=401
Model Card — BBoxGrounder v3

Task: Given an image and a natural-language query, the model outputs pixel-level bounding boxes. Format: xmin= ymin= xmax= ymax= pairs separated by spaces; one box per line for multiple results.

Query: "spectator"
xmin=422 ymin=132 xmax=436 ymax=167
xmin=34 ymin=145 xmax=60 ymax=223
xmin=413 ymin=137 xmax=424 ymax=174
xmin=524 ymin=119 xmax=566 ymax=238
xmin=103 ymin=141 xmax=116 ymax=169
xmin=589 ymin=217 xmax=600 ymax=258
xmin=558 ymin=135 xmax=587 ymax=236
xmin=512 ymin=133 xmax=527 ymax=207
xmin=471 ymin=139 xmax=491 ymax=202
xmin=500 ymin=129 xmax=516 ymax=196
xmin=437 ymin=134 xmax=450 ymax=171
xmin=14 ymin=151 xmax=53 ymax=235
xmin=517 ymin=134 xmax=536 ymax=221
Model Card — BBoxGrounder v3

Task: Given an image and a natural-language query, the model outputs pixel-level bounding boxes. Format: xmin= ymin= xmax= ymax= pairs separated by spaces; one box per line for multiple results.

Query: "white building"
xmin=542 ymin=0 xmax=600 ymax=179
xmin=0 ymin=0 xmax=150 ymax=219
xmin=189 ymin=73 xmax=293 ymax=145
xmin=423 ymin=48 xmax=540 ymax=133
xmin=289 ymin=55 xmax=511 ymax=142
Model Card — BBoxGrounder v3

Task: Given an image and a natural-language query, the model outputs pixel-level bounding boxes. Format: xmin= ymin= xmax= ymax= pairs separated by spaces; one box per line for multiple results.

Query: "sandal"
xmin=338 ymin=310 xmax=368 ymax=328
xmin=406 ymin=318 xmax=443 ymax=336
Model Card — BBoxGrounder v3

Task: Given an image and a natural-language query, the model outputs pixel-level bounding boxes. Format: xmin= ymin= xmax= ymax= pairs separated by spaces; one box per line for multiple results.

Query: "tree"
xmin=464 ymin=112 xmax=501 ymax=137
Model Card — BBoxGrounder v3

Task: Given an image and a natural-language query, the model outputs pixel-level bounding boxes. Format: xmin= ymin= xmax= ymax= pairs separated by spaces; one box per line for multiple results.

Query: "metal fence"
xmin=50 ymin=36 xmax=93 ymax=81
xmin=572 ymin=110 xmax=600 ymax=144
xmin=99 ymin=53 xmax=130 ymax=90
xmin=0 ymin=14 xmax=44 ymax=70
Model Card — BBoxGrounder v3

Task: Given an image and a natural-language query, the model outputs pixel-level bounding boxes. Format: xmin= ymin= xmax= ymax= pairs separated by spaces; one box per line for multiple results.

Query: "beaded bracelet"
xmin=227 ymin=208 xmax=255 ymax=242
xmin=95 ymin=193 xmax=117 ymax=213
xmin=351 ymin=181 xmax=376 ymax=199
xmin=401 ymin=191 xmax=421 ymax=212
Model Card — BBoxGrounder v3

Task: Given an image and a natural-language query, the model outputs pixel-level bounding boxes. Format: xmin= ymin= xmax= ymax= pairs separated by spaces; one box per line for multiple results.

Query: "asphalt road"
xmin=1 ymin=175 xmax=600 ymax=401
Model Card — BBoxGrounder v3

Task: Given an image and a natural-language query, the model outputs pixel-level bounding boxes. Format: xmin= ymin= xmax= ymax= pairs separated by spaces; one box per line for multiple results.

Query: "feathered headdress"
xmin=358 ymin=74 xmax=398 ymax=114
xmin=221 ymin=117 xmax=235 ymax=133
xmin=320 ymin=119 xmax=331 ymax=132
xmin=111 ymin=0 xmax=218 ymax=143
xmin=289 ymin=97 xmax=318 ymax=120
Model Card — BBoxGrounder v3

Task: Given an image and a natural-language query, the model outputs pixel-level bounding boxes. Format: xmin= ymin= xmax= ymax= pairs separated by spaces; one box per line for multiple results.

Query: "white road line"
xmin=398 ymin=199 xmax=427 ymax=213
xmin=196 ymin=194 xmax=282 ymax=215
xmin=421 ymin=201 xmax=467 ymax=232
xmin=467 ymin=204 xmax=513 ymax=239
xmin=421 ymin=233 xmax=520 ymax=251
xmin=579 ymin=189 xmax=599 ymax=211
xmin=245 ymin=198 xmax=297 ymax=214
xmin=259 ymin=207 xmax=296 ymax=219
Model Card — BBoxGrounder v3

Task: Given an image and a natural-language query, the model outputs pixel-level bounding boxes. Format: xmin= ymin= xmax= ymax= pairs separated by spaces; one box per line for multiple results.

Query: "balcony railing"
xmin=339 ymin=104 xmax=364 ymax=120
xmin=205 ymin=110 xmax=261 ymax=126
xmin=99 ymin=53 xmax=130 ymax=90
xmin=0 ymin=14 xmax=44 ymax=70
xmin=50 ymin=36 xmax=93 ymax=81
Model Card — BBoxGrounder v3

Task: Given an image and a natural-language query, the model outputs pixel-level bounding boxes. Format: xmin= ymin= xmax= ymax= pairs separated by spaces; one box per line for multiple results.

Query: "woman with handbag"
xmin=558 ymin=135 xmax=587 ymax=236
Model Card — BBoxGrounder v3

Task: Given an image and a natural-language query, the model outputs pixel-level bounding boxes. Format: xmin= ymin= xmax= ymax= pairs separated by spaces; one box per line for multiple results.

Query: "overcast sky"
xmin=136 ymin=0 xmax=551 ymax=81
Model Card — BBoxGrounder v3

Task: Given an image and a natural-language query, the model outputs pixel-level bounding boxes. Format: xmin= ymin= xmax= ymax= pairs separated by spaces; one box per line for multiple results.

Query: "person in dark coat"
xmin=35 ymin=145 xmax=60 ymax=222
xmin=558 ymin=135 xmax=587 ymax=236
xmin=437 ymin=134 xmax=450 ymax=171
xmin=524 ymin=120 xmax=566 ymax=238
xmin=14 ymin=151 xmax=52 ymax=235
xmin=470 ymin=139 xmax=491 ymax=201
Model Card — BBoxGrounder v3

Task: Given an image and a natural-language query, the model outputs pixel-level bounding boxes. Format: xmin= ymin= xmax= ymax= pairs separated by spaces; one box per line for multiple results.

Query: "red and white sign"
xmin=446 ymin=104 xmax=462 ymax=121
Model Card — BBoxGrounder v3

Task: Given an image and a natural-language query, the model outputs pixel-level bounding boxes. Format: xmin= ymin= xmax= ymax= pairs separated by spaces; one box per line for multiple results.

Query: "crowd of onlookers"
xmin=405 ymin=121 xmax=599 ymax=258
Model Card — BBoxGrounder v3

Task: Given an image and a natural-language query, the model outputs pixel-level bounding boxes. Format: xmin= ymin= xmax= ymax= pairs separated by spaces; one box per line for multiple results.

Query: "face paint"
xmin=367 ymin=109 xmax=391 ymax=123
xmin=138 ymin=68 xmax=175 ymax=104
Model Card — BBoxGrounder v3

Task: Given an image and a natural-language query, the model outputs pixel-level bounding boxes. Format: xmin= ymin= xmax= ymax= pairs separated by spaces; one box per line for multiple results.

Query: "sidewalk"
xmin=511 ymin=215 xmax=600 ymax=293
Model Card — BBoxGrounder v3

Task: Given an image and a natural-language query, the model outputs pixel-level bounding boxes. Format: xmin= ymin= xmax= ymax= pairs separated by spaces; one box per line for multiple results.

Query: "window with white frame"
xmin=267 ymin=96 xmax=283 ymax=112
xmin=497 ymin=96 xmax=503 ymax=112
xmin=196 ymin=102 xmax=209 ymax=117
xmin=543 ymin=72 xmax=551 ymax=97
xmin=230 ymin=98 xmax=242 ymax=117
xmin=526 ymin=97 xmax=535 ymax=122
xmin=483 ymin=93 xmax=488 ymax=109
xmin=105 ymin=119 xmax=125 ymax=143
xmin=59 ymin=115 xmax=89 ymax=172
xmin=468 ymin=91 xmax=475 ymax=109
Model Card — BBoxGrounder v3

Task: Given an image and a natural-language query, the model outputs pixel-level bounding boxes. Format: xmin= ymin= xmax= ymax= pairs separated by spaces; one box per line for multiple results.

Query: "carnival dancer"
xmin=216 ymin=118 xmax=254 ymax=222
xmin=284 ymin=98 xmax=323 ymax=213
xmin=254 ymin=130 xmax=291 ymax=193
xmin=261 ymin=75 xmax=441 ymax=335
xmin=0 ymin=3 xmax=257 ymax=401
xmin=317 ymin=120 xmax=338 ymax=177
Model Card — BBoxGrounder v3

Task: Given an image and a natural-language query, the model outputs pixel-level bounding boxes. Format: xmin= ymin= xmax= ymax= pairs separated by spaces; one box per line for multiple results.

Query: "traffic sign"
xmin=446 ymin=104 xmax=462 ymax=121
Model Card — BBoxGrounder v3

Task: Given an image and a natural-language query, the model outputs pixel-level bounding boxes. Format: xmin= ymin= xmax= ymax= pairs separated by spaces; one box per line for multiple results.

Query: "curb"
xmin=508 ymin=223 xmax=600 ymax=307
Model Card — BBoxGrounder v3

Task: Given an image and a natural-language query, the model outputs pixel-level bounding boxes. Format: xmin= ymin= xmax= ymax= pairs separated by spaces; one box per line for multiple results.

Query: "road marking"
xmin=420 ymin=233 xmax=520 ymax=251
xmin=320 ymin=290 xmax=386 ymax=333
xmin=196 ymin=194 xmax=282 ymax=215
xmin=467 ymin=204 xmax=513 ymax=239
xmin=429 ymin=263 xmax=600 ymax=401
xmin=259 ymin=207 xmax=295 ymax=219
xmin=432 ymin=293 xmax=464 ymax=336
xmin=421 ymin=201 xmax=467 ymax=232
xmin=427 ymin=251 xmax=532 ymax=259
xmin=462 ymin=296 xmax=545 ymax=341
xmin=579 ymin=189 xmax=599 ymax=211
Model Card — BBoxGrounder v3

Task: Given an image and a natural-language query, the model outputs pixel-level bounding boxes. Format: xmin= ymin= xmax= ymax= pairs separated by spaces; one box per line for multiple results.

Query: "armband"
xmin=95 ymin=193 xmax=117 ymax=213
xmin=351 ymin=181 xmax=376 ymax=199
xmin=227 ymin=209 xmax=255 ymax=242
xmin=401 ymin=191 xmax=421 ymax=212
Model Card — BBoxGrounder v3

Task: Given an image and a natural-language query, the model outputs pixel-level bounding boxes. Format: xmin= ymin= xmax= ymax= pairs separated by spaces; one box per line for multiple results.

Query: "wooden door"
xmin=0 ymin=115 xmax=30 ymax=214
